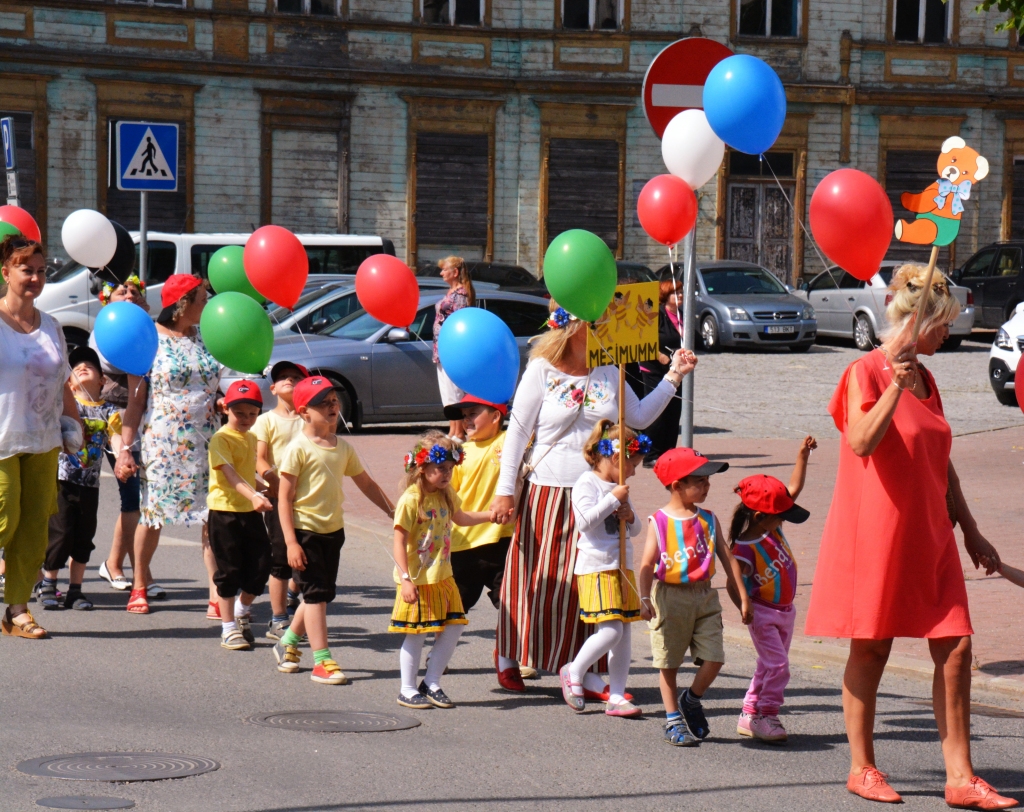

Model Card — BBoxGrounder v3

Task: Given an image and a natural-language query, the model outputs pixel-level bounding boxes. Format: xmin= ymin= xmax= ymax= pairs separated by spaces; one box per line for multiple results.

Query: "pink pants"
xmin=742 ymin=601 xmax=795 ymax=717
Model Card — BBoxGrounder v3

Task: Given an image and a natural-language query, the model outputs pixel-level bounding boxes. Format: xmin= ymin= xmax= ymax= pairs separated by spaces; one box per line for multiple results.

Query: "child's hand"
xmin=614 ymin=503 xmax=635 ymax=525
xmin=286 ymin=541 xmax=306 ymax=571
xmin=798 ymin=436 xmax=817 ymax=461
xmin=251 ymin=492 xmax=273 ymax=513
xmin=639 ymin=597 xmax=654 ymax=621
xmin=740 ymin=599 xmax=753 ymax=625
xmin=261 ymin=470 xmax=280 ymax=499
xmin=401 ymin=580 xmax=418 ymax=604
xmin=612 ymin=483 xmax=629 ymax=503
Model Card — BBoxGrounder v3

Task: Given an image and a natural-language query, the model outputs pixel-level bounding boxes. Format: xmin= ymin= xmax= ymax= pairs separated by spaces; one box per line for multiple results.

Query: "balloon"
xmin=62 ymin=209 xmax=117 ymax=269
xmin=1017 ymin=355 xmax=1024 ymax=416
xmin=92 ymin=301 xmax=159 ymax=377
xmin=200 ymin=292 xmax=274 ymax=374
xmin=355 ymin=254 xmax=419 ymax=327
xmin=637 ymin=175 xmax=698 ymax=247
xmin=703 ymin=54 xmax=787 ymax=155
xmin=243 ymin=225 xmax=307 ymax=309
xmin=102 ymin=221 xmax=136 ymax=283
xmin=661 ymin=110 xmax=726 ymax=190
xmin=0 ymin=221 xmax=21 ymax=239
xmin=0 ymin=205 xmax=40 ymax=241
xmin=542 ymin=230 xmax=617 ymax=322
xmin=809 ymin=169 xmax=894 ymax=282
xmin=209 ymin=245 xmax=265 ymax=303
xmin=437 ymin=307 xmax=519 ymax=404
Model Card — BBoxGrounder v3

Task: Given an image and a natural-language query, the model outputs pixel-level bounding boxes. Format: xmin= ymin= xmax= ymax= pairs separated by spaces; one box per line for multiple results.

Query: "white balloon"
xmin=61 ymin=209 xmax=117 ymax=268
xmin=661 ymin=110 xmax=726 ymax=190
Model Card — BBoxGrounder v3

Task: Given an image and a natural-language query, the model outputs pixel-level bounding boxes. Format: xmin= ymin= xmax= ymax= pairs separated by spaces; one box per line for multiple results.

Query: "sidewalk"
xmin=340 ymin=424 xmax=1024 ymax=696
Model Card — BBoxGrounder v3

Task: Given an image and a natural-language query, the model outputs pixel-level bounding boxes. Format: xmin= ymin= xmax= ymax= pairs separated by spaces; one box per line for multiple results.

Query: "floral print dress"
xmin=140 ymin=332 xmax=221 ymax=528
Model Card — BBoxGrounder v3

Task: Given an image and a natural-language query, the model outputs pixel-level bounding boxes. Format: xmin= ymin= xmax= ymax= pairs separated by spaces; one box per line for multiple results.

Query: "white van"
xmin=37 ymin=232 xmax=395 ymax=347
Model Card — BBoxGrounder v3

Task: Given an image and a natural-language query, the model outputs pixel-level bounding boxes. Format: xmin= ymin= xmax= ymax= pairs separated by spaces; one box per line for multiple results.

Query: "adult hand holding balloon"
xmin=543 ymin=230 xmax=617 ymax=322
xmin=243 ymin=225 xmax=307 ymax=309
xmin=200 ymin=291 xmax=275 ymax=375
xmin=0 ymin=205 xmax=41 ymax=242
xmin=703 ymin=54 xmax=787 ymax=155
xmin=437 ymin=307 xmax=519 ymax=404
xmin=62 ymin=210 xmax=117 ymax=269
xmin=355 ymin=254 xmax=419 ymax=327
xmin=661 ymin=110 xmax=725 ymax=190
xmin=209 ymin=245 xmax=265 ymax=303
xmin=809 ymin=169 xmax=894 ymax=282
xmin=93 ymin=301 xmax=159 ymax=376
xmin=637 ymin=175 xmax=698 ymax=247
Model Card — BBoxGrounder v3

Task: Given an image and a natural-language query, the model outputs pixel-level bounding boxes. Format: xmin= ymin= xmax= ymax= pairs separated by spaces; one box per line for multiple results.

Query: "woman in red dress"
xmin=806 ymin=264 xmax=1016 ymax=809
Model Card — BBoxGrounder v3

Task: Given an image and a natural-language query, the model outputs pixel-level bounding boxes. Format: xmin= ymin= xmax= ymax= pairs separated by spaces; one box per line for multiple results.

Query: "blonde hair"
xmin=880 ymin=262 xmax=961 ymax=343
xmin=529 ymin=298 xmax=586 ymax=365
xmin=582 ymin=419 xmax=637 ymax=467
xmin=439 ymin=256 xmax=476 ymax=306
xmin=400 ymin=429 xmax=460 ymax=521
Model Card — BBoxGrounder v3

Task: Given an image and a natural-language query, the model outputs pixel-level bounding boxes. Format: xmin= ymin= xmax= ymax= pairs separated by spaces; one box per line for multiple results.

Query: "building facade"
xmin=0 ymin=0 xmax=1020 ymax=283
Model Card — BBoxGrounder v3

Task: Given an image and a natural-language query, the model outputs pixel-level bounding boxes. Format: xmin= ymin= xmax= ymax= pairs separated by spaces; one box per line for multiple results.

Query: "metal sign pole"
xmin=139 ymin=191 xmax=148 ymax=283
xmin=678 ymin=229 xmax=698 ymax=448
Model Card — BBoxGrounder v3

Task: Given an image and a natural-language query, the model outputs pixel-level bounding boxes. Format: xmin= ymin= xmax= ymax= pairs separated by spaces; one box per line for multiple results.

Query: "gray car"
xmin=221 ymin=290 xmax=552 ymax=429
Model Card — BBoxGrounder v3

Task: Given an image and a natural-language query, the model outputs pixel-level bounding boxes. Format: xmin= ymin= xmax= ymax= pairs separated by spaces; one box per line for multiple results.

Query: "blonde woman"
xmin=806 ymin=264 xmax=1013 ymax=809
xmin=489 ymin=302 xmax=695 ymax=693
xmin=432 ymin=256 xmax=476 ymax=439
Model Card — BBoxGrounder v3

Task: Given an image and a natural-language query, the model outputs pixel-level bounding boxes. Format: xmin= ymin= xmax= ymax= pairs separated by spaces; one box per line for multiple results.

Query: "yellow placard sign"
xmin=586 ymin=281 xmax=660 ymax=368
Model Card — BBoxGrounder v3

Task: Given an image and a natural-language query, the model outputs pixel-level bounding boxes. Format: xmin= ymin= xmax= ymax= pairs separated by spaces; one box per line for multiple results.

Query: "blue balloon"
xmin=92 ymin=301 xmax=159 ymax=376
xmin=437 ymin=307 xmax=519 ymax=405
xmin=703 ymin=54 xmax=787 ymax=155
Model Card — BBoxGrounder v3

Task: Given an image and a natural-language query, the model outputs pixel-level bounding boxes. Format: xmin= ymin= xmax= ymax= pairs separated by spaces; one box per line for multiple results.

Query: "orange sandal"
xmin=126 ymin=588 xmax=149 ymax=614
xmin=2 ymin=607 xmax=48 ymax=639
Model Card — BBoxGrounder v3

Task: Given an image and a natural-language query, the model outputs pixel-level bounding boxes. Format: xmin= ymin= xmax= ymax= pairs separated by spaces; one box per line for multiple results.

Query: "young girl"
xmin=730 ymin=436 xmax=815 ymax=744
xmin=390 ymin=431 xmax=491 ymax=709
xmin=560 ymin=420 xmax=651 ymax=717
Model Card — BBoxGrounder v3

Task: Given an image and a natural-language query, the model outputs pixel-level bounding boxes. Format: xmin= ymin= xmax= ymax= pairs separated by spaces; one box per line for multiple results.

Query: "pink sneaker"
xmin=750 ymin=713 xmax=788 ymax=743
xmin=737 ymin=711 xmax=757 ymax=737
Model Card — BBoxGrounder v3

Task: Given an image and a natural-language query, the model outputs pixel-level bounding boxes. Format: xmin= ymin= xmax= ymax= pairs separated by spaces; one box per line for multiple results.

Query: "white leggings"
xmin=399 ymin=625 xmax=463 ymax=698
xmin=567 ymin=620 xmax=632 ymax=703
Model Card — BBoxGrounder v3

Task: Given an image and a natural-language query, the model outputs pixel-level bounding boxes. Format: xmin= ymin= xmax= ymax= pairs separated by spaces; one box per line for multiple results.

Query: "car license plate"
xmin=765 ymin=326 xmax=796 ymax=334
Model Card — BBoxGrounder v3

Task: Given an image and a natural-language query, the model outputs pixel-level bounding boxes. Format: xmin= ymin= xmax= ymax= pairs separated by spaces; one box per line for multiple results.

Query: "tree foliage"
xmin=974 ymin=0 xmax=1024 ymax=35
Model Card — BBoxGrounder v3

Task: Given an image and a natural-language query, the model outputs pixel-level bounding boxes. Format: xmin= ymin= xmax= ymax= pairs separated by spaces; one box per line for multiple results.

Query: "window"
xmin=561 ymin=0 xmax=621 ymax=30
xmin=138 ymin=241 xmax=177 ymax=284
xmin=421 ymin=0 xmax=483 ymax=25
xmin=0 ymin=112 xmax=35 ymax=220
xmin=414 ymin=132 xmax=489 ymax=260
xmin=1012 ymin=157 xmax=1024 ymax=238
xmin=839 ymin=272 xmax=863 ymax=289
xmin=481 ymin=299 xmax=550 ymax=337
xmin=729 ymin=151 xmax=795 ymax=178
xmin=307 ymin=291 xmax=361 ymax=333
xmin=807 ymin=271 xmax=838 ymax=291
xmin=894 ymin=0 xmax=949 ymax=44
xmin=737 ymin=0 xmax=800 ymax=38
xmin=106 ymin=117 xmax=188 ymax=232
xmin=276 ymin=0 xmax=338 ymax=15
xmin=304 ymin=245 xmax=381 ymax=275
xmin=117 ymin=0 xmax=186 ymax=6
xmin=959 ymin=248 xmax=996 ymax=279
xmin=994 ymin=248 xmax=1021 ymax=278
xmin=700 ymin=267 xmax=787 ymax=295
xmin=546 ymin=138 xmax=620 ymax=251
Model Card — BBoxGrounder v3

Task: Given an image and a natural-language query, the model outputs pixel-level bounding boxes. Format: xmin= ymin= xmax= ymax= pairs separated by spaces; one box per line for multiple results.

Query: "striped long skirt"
xmin=497 ymin=482 xmax=607 ymax=673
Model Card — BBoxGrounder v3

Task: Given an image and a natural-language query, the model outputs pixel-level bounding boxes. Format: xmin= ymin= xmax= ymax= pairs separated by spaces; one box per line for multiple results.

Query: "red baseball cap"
xmin=270 ymin=361 xmax=310 ymax=382
xmin=653 ymin=448 xmax=729 ymax=486
xmin=160 ymin=274 xmax=202 ymax=309
xmin=443 ymin=394 xmax=508 ymax=420
xmin=735 ymin=474 xmax=809 ymax=524
xmin=223 ymin=379 xmax=263 ymax=410
xmin=292 ymin=376 xmax=340 ymax=411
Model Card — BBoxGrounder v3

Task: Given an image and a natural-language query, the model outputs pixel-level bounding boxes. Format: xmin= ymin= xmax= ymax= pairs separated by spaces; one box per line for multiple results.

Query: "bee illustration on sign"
xmin=586 ymin=282 xmax=661 ymax=367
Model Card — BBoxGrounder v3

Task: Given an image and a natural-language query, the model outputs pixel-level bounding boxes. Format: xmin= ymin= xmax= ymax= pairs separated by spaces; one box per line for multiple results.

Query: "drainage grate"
xmin=36 ymin=797 xmax=135 ymax=810
xmin=18 ymin=753 xmax=219 ymax=782
xmin=246 ymin=710 xmax=421 ymax=733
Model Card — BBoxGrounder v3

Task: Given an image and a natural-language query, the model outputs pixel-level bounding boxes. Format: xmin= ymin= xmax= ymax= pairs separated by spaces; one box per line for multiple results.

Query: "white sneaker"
xmin=99 ymin=561 xmax=131 ymax=591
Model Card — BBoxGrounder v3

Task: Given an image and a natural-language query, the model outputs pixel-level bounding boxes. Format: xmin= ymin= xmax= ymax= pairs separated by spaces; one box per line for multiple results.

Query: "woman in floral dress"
xmin=432 ymin=256 xmax=475 ymax=439
xmin=116 ymin=275 xmax=220 ymax=615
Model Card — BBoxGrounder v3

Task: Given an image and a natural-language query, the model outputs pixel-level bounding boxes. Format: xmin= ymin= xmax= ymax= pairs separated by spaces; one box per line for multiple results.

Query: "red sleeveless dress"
xmin=805 ymin=349 xmax=972 ymax=640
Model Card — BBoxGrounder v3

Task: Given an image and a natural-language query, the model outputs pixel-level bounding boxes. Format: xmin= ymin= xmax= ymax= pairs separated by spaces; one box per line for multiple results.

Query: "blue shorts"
xmin=106 ymin=450 xmax=141 ymax=514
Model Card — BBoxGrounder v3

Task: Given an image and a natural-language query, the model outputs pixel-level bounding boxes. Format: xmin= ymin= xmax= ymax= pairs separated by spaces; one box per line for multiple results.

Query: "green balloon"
xmin=208 ymin=245 xmax=265 ymax=304
xmin=0 ymin=222 xmax=22 ymax=239
xmin=542 ymin=229 xmax=617 ymax=322
xmin=200 ymin=291 xmax=274 ymax=374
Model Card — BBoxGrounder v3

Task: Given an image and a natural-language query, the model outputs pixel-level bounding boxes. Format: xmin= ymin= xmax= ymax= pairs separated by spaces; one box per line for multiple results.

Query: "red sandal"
xmin=126 ymin=588 xmax=149 ymax=614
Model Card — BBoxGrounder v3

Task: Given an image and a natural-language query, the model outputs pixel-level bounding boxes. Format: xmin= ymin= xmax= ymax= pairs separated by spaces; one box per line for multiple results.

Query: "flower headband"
xmin=403 ymin=442 xmax=464 ymax=472
xmin=595 ymin=433 xmax=653 ymax=458
xmin=546 ymin=307 xmax=578 ymax=330
xmin=98 ymin=275 xmax=147 ymax=306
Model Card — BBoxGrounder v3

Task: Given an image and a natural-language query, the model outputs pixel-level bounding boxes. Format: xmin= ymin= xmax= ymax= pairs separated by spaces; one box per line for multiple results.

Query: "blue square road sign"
xmin=116 ymin=121 xmax=178 ymax=192
xmin=1 ymin=117 xmax=16 ymax=171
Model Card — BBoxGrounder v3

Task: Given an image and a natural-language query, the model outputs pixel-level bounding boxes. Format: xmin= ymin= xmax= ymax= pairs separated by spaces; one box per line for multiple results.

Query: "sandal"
xmin=98 ymin=561 xmax=131 ymax=591
xmin=126 ymin=588 xmax=149 ymax=614
xmin=558 ymin=665 xmax=585 ymax=712
xmin=65 ymin=591 xmax=93 ymax=611
xmin=206 ymin=601 xmax=221 ymax=620
xmin=2 ymin=607 xmax=48 ymax=639
xmin=36 ymin=581 xmax=61 ymax=611
xmin=146 ymin=583 xmax=167 ymax=600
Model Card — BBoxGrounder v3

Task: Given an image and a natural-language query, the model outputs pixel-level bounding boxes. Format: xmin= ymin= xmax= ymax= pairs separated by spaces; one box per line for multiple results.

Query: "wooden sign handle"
xmin=909 ymin=245 xmax=941 ymax=346
xmin=618 ymin=364 xmax=627 ymax=575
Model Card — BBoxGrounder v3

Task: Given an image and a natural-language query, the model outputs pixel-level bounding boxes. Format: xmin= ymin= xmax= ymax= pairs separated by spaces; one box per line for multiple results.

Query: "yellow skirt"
xmin=388 ymin=576 xmax=468 ymax=634
xmin=577 ymin=569 xmax=642 ymax=624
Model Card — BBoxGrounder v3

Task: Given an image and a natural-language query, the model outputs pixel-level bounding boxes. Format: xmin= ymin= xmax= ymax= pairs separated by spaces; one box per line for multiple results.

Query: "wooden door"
xmin=726 ymin=181 xmax=794 ymax=283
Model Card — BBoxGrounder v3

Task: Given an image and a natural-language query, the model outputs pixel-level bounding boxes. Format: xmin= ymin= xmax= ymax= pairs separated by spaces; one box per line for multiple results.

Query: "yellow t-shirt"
xmin=449 ymin=431 xmax=512 ymax=552
xmin=279 ymin=433 xmax=364 ymax=534
xmin=252 ymin=409 xmax=304 ymax=469
xmin=207 ymin=427 xmax=259 ymax=513
xmin=393 ymin=485 xmax=461 ymax=586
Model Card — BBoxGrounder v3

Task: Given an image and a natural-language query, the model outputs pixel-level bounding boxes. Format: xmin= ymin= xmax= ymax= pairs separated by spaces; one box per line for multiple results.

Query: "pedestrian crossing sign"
xmin=116 ymin=121 xmax=178 ymax=192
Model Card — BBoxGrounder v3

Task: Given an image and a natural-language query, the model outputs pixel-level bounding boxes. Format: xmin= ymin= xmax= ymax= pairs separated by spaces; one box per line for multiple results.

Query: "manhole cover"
xmin=36 ymin=797 xmax=135 ymax=810
xmin=246 ymin=710 xmax=421 ymax=733
xmin=18 ymin=753 xmax=219 ymax=782
xmin=908 ymin=700 xmax=1024 ymax=719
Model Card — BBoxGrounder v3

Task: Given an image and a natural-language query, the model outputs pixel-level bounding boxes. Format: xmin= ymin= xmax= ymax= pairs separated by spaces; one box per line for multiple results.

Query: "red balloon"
xmin=637 ymin=175 xmax=698 ymax=247
xmin=355 ymin=254 xmax=419 ymax=328
xmin=0 ymin=205 xmax=41 ymax=242
xmin=810 ymin=169 xmax=894 ymax=282
xmin=1017 ymin=354 xmax=1024 ymax=416
xmin=243 ymin=225 xmax=308 ymax=309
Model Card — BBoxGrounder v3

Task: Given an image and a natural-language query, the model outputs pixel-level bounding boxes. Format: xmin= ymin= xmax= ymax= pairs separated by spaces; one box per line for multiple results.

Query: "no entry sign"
xmin=642 ymin=38 xmax=734 ymax=139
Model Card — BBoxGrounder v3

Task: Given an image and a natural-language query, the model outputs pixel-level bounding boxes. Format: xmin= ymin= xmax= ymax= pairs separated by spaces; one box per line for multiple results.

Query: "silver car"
xmin=221 ymin=290 xmax=552 ymax=429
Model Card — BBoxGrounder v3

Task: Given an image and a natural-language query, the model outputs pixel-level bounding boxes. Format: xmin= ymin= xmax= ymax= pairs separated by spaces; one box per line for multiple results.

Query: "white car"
xmin=988 ymin=303 xmax=1024 ymax=406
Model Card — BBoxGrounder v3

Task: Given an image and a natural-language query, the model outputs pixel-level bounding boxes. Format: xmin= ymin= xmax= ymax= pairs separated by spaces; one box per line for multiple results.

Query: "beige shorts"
xmin=648 ymin=579 xmax=725 ymax=670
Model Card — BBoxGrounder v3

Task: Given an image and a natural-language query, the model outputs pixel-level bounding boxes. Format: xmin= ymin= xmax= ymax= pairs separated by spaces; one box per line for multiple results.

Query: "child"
xmin=998 ymin=561 xmax=1024 ymax=588
xmin=39 ymin=347 xmax=123 ymax=611
xmin=390 ymin=432 xmax=491 ymax=709
xmin=730 ymin=436 xmax=815 ymax=744
xmin=253 ymin=360 xmax=308 ymax=640
xmin=272 ymin=376 xmax=392 ymax=684
xmin=207 ymin=380 xmax=274 ymax=651
xmin=560 ymin=420 xmax=650 ymax=718
xmin=638 ymin=448 xmax=750 ymax=747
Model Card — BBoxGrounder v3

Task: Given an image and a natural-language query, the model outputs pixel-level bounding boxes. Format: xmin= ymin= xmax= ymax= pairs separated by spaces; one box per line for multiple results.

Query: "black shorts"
xmin=45 ymin=482 xmax=100 ymax=570
xmin=266 ymin=500 xmax=291 ymax=581
xmin=292 ymin=527 xmax=346 ymax=604
xmin=207 ymin=509 xmax=272 ymax=600
xmin=450 ymin=537 xmax=512 ymax=612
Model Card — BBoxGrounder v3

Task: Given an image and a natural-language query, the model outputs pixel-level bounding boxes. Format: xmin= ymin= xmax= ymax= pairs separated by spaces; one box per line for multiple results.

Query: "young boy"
xmin=272 ymin=376 xmax=393 ymax=685
xmin=253 ymin=360 xmax=308 ymax=640
xmin=39 ymin=347 xmax=123 ymax=611
xmin=638 ymin=448 xmax=750 ymax=747
xmin=207 ymin=380 xmax=274 ymax=650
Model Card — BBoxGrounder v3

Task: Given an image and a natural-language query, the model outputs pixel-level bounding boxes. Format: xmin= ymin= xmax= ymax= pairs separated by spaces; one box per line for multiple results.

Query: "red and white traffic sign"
xmin=642 ymin=38 xmax=734 ymax=140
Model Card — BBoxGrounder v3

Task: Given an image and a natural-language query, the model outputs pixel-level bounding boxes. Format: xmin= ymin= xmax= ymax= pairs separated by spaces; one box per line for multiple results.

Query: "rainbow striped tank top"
xmin=651 ymin=508 xmax=717 ymax=584
xmin=731 ymin=528 xmax=797 ymax=607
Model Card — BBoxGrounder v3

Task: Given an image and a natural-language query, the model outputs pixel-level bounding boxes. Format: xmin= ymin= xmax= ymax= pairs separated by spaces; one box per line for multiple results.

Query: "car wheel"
xmin=320 ymin=374 xmax=359 ymax=433
xmin=995 ymin=388 xmax=1019 ymax=407
xmin=700 ymin=315 xmax=719 ymax=352
xmin=853 ymin=315 xmax=876 ymax=352
xmin=789 ymin=343 xmax=813 ymax=353
xmin=939 ymin=336 xmax=963 ymax=352
xmin=63 ymin=328 xmax=90 ymax=352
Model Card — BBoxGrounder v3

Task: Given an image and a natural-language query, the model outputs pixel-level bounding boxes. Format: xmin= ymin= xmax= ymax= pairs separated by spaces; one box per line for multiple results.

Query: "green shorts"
xmin=647 ymin=579 xmax=725 ymax=670
xmin=916 ymin=212 xmax=961 ymax=247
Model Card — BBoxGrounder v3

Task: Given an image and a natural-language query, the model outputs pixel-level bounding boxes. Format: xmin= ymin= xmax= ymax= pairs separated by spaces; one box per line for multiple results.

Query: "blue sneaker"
xmin=664 ymin=719 xmax=699 ymax=746
xmin=679 ymin=688 xmax=710 ymax=739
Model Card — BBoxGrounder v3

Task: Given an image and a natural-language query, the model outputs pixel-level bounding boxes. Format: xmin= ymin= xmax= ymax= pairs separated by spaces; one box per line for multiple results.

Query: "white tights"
xmin=399 ymin=625 xmax=463 ymax=698
xmin=567 ymin=620 xmax=632 ymax=704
